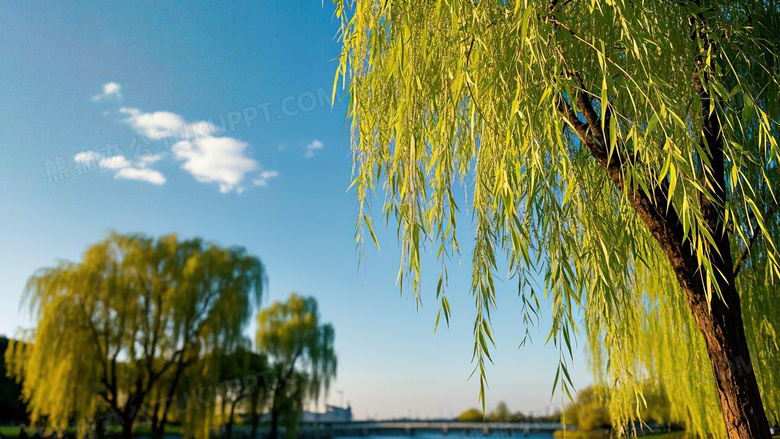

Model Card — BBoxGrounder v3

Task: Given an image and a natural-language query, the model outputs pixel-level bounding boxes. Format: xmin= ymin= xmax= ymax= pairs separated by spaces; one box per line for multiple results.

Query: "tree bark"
xmin=268 ymin=368 xmax=293 ymax=439
xmin=151 ymin=352 xmax=190 ymax=439
xmin=151 ymin=423 xmax=164 ymax=439
xmin=250 ymin=395 xmax=261 ymax=439
xmin=151 ymin=404 xmax=166 ymax=439
xmin=94 ymin=417 xmax=106 ymax=439
xmin=681 ymin=262 xmax=771 ymax=438
xmin=268 ymin=405 xmax=280 ymax=439
xmin=120 ymin=416 xmax=133 ymax=439
xmin=594 ymin=105 xmax=767 ymax=439
xmin=553 ymin=64 xmax=771 ymax=438
xmin=685 ymin=17 xmax=772 ymax=433
xmin=225 ymin=398 xmax=239 ymax=439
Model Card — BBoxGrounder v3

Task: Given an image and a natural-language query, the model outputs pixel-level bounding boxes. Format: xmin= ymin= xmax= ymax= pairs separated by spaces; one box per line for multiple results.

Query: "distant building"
xmin=255 ymin=404 xmax=353 ymax=424
xmin=302 ymin=405 xmax=353 ymax=423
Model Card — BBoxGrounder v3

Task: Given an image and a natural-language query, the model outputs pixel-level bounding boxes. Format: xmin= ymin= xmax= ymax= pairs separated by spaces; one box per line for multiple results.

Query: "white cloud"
xmin=100 ymin=155 xmax=128 ymax=169
xmin=101 ymin=153 xmax=165 ymax=185
xmin=115 ymin=167 xmax=166 ymax=185
xmin=119 ymin=107 xmax=188 ymax=139
xmin=118 ymin=107 xmax=218 ymax=141
xmin=172 ymin=137 xmax=259 ymax=193
xmin=138 ymin=154 xmax=162 ymax=166
xmin=304 ymin=139 xmax=324 ymax=158
xmin=253 ymin=170 xmax=280 ymax=187
xmin=102 ymin=91 xmax=273 ymax=192
xmin=71 ymin=149 xmax=165 ymax=186
xmin=73 ymin=150 xmax=100 ymax=163
xmin=91 ymin=82 xmax=123 ymax=102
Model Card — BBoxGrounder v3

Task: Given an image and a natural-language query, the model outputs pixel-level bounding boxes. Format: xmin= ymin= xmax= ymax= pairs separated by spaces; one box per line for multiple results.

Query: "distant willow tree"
xmin=335 ymin=1 xmax=780 ymax=438
xmin=184 ymin=341 xmax=270 ymax=439
xmin=256 ymin=293 xmax=337 ymax=439
xmin=488 ymin=402 xmax=511 ymax=422
xmin=5 ymin=233 xmax=265 ymax=439
xmin=219 ymin=345 xmax=270 ymax=439
xmin=458 ymin=408 xmax=483 ymax=423
xmin=563 ymin=386 xmax=612 ymax=433
xmin=170 ymin=338 xmax=271 ymax=439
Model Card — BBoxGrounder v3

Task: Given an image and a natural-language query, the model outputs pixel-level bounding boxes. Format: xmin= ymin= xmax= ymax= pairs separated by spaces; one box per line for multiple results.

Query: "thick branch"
xmin=548 ymin=11 xmax=704 ymax=299
xmin=551 ymin=64 xmax=698 ymax=308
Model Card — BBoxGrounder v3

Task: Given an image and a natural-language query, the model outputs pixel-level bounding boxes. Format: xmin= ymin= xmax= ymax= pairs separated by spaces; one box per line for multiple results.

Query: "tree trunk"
xmin=627 ymin=132 xmax=772 ymax=438
xmin=250 ymin=401 xmax=260 ymax=439
xmin=681 ymin=276 xmax=771 ymax=438
xmin=555 ymin=71 xmax=771 ymax=438
xmin=684 ymin=21 xmax=771 ymax=435
xmin=225 ymin=399 xmax=239 ymax=439
xmin=95 ymin=418 xmax=106 ymax=439
xmin=268 ymin=387 xmax=282 ymax=439
xmin=630 ymin=127 xmax=771 ymax=437
xmin=268 ymin=406 xmax=280 ymax=439
xmin=677 ymin=156 xmax=770 ymax=439
xmin=150 ymin=408 xmax=166 ymax=439
xmin=120 ymin=417 xmax=133 ymax=439
xmin=151 ymin=422 xmax=164 ymax=439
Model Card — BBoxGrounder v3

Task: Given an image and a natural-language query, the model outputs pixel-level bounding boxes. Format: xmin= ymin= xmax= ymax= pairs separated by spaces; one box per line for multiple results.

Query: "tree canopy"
xmin=335 ymin=0 xmax=780 ymax=437
xmin=175 ymin=339 xmax=271 ymax=439
xmin=458 ymin=408 xmax=484 ymax=422
xmin=5 ymin=232 xmax=265 ymax=439
xmin=0 ymin=336 xmax=27 ymax=425
xmin=563 ymin=385 xmax=613 ymax=433
xmin=256 ymin=293 xmax=338 ymax=439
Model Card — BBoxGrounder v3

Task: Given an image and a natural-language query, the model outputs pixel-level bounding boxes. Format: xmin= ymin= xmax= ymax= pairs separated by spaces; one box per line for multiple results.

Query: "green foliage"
xmin=564 ymin=386 xmax=611 ymax=432
xmin=5 ymin=232 xmax=265 ymax=438
xmin=488 ymin=401 xmax=511 ymax=422
xmin=564 ymin=384 xmax=672 ymax=433
xmin=458 ymin=408 xmax=483 ymax=422
xmin=335 ymin=0 xmax=780 ymax=436
xmin=457 ymin=403 xmax=548 ymax=422
xmin=223 ymin=345 xmax=269 ymax=438
xmin=177 ymin=340 xmax=271 ymax=439
xmin=553 ymin=431 xmax=611 ymax=439
xmin=256 ymin=293 xmax=338 ymax=439
xmin=0 ymin=337 xmax=27 ymax=424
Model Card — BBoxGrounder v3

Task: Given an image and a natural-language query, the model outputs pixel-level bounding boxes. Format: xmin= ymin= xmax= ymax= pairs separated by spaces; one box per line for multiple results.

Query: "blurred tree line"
xmin=561 ymin=384 xmax=679 ymax=435
xmin=3 ymin=233 xmax=336 ymax=439
xmin=457 ymin=384 xmax=675 ymax=434
xmin=457 ymin=401 xmax=562 ymax=423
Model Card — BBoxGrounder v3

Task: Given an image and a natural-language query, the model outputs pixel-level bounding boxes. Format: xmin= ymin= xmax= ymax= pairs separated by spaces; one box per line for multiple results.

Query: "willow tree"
xmin=5 ymin=232 xmax=265 ymax=439
xmin=187 ymin=341 xmax=270 ymax=439
xmin=335 ymin=1 xmax=780 ymax=437
xmin=256 ymin=293 xmax=337 ymax=439
xmin=222 ymin=347 xmax=269 ymax=439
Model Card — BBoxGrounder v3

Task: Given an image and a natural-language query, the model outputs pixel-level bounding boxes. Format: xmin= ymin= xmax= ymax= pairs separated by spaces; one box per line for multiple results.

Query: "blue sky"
xmin=0 ymin=1 xmax=591 ymax=419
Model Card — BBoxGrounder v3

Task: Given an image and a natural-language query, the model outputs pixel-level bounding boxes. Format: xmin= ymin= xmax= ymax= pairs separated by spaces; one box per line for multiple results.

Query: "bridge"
xmin=297 ymin=421 xmax=565 ymax=438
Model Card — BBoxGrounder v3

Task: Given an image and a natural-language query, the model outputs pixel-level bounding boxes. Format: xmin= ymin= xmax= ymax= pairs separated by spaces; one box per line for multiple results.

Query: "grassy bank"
xmin=0 ymin=425 xmax=182 ymax=438
xmin=554 ymin=430 xmax=780 ymax=439
xmin=553 ymin=430 xmax=692 ymax=438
